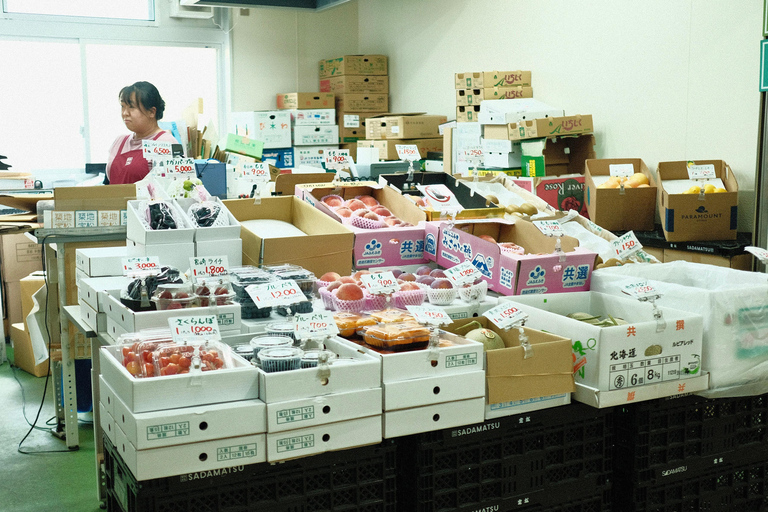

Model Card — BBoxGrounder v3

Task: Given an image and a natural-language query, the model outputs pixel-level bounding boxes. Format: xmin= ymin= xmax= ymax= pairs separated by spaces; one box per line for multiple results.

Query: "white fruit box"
xmin=266 ymin=388 xmax=381 ymax=433
xmin=99 ymin=375 xmax=118 ymax=417
xmin=351 ymin=331 xmax=484 ymax=384
xmin=176 ymin=197 xmax=241 ymax=241
xmin=293 ymin=125 xmax=339 ymax=146
xmin=126 ymin=239 xmax=195 ymax=272
xmin=478 ymin=98 xmax=563 ymax=125
xmin=76 ymin=268 xmax=88 ymax=289
xmin=257 ymin=337 xmax=381 ymax=403
xmin=382 ymin=397 xmax=485 ymax=439
xmin=100 ymin=344 xmax=259 ymax=413
xmin=438 ymin=294 xmax=498 ymax=321
xmin=115 ymin=424 xmax=266 ymax=481
xmin=382 ymin=370 xmax=485 ymax=411
xmin=113 ymin=393 xmax=266 ymax=450
xmin=574 ymin=374 xmax=710 ymax=408
xmin=266 ymin=414 xmax=381 ymax=463
xmin=105 ymin=315 xmax=129 ymax=340
xmin=500 ymin=291 xmax=704 ymax=394
xmin=81 ymin=301 xmax=107 ymax=333
xmin=288 ymin=108 xmax=336 ymax=126
xmin=102 ymin=293 xmax=241 ymax=334
xmin=126 ymin=199 xmax=195 ymax=245
xmin=101 ymin=403 xmax=117 ymax=445
xmin=485 ymin=392 xmax=570 ymax=420
xmin=196 ymin=238 xmax=242 ymax=266
xmin=79 ymin=276 xmax=130 ymax=312
xmin=76 ymin=246 xmax=128 ymax=277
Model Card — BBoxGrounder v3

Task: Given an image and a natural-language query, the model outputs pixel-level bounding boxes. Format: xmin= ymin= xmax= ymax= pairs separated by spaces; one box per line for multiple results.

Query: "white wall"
xmin=356 ymin=0 xmax=763 ymax=231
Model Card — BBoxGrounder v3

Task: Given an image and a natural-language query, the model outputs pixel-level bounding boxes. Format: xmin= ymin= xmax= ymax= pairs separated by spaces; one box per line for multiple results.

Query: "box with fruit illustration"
xmin=424 ymin=218 xmax=598 ymax=295
xmin=296 ymin=182 xmax=429 ymax=268
xmin=584 ymin=158 xmax=657 ymax=232
xmin=500 ymin=291 xmax=707 ymax=407
xmin=656 ymin=160 xmax=738 ymax=242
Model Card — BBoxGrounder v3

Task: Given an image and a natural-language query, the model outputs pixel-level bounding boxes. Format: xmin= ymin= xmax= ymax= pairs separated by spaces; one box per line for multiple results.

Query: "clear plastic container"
xmin=259 ymin=347 xmax=303 ymax=373
xmin=229 ymin=266 xmax=275 ymax=319
xmin=151 ymin=282 xmax=199 ymax=311
xmin=266 ymin=321 xmax=297 ymax=343
xmin=121 ymin=266 xmax=184 ymax=312
xmin=119 ymin=338 xmax=175 ymax=378
xmin=333 ymin=312 xmax=376 ymax=338
xmin=195 ymin=278 xmax=237 ymax=307
xmin=300 ymin=349 xmax=338 ymax=368
xmin=362 ymin=321 xmax=431 ymax=351
xmin=368 ymin=308 xmax=415 ymax=324
xmin=233 ymin=343 xmax=256 ymax=362
xmin=274 ymin=268 xmax=317 ymax=298
xmin=249 ymin=335 xmax=293 ymax=361
xmin=149 ymin=340 xmax=233 ymax=377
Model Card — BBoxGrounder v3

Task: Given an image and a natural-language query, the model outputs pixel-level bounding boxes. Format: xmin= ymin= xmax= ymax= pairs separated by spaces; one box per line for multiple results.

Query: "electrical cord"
xmin=10 ymin=363 xmax=55 ymax=432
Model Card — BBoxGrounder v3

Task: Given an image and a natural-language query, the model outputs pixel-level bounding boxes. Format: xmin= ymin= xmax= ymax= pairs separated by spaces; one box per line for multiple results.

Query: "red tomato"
xmin=125 ymin=361 xmax=141 ymax=376
xmin=123 ymin=352 xmax=137 ymax=365
xmin=144 ymin=362 xmax=155 ymax=377
xmin=169 ymin=353 xmax=181 ymax=364
xmin=122 ymin=347 xmax=130 ymax=359
xmin=160 ymin=356 xmax=171 ymax=367
xmin=178 ymin=356 xmax=191 ymax=368
xmin=165 ymin=363 xmax=179 ymax=375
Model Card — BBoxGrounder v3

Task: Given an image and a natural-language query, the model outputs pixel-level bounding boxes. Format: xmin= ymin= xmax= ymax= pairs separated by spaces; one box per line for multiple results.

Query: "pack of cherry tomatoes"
xmin=119 ymin=335 xmax=234 ymax=378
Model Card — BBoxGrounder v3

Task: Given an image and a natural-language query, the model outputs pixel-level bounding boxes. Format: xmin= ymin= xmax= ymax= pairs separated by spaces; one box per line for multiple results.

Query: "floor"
xmin=0 ymin=342 xmax=103 ymax=512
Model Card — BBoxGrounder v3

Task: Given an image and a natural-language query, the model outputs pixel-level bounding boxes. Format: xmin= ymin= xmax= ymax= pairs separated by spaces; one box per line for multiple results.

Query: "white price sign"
xmin=360 ymin=271 xmax=400 ymax=294
xmin=444 ymin=261 xmax=481 ymax=286
xmin=294 ymin=311 xmax=339 ymax=339
xmin=324 ymin=149 xmax=350 ymax=168
xmin=142 ymin=140 xmax=174 ymax=160
xmin=485 ymin=303 xmax=528 ymax=330
xmin=461 ymin=146 xmax=484 ymax=162
xmin=686 ymin=163 xmax=717 ymax=180
xmin=168 ymin=315 xmax=221 ymax=343
xmin=241 ymin=162 xmax=270 ymax=181
xmin=245 ymin=279 xmax=304 ymax=308
xmin=189 ymin=256 xmax=229 ymax=280
xmin=395 ymin=144 xmax=421 ymax=161
xmin=406 ymin=305 xmax=451 ymax=326
xmin=622 ymin=281 xmax=660 ymax=300
xmin=533 ymin=220 xmax=564 ymax=237
xmin=122 ymin=256 xmax=161 ymax=275
xmin=416 ymin=184 xmax=464 ymax=214
xmin=164 ymin=157 xmax=195 ymax=174
xmin=746 ymin=246 xmax=768 ymax=263
xmin=611 ymin=231 xmax=643 ymax=259
xmin=609 ymin=164 xmax=635 ymax=178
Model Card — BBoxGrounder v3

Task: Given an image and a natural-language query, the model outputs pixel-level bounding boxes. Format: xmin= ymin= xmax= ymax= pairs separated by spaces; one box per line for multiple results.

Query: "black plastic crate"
xmin=620 ymin=459 xmax=768 ymax=512
xmin=104 ymin=436 xmax=397 ymax=512
xmin=397 ymin=402 xmax=613 ymax=512
xmin=613 ymin=393 xmax=768 ymax=484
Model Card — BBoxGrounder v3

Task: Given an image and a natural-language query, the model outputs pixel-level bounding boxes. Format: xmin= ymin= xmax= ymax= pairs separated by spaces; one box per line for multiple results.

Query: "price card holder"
xmin=143 ymin=140 xmax=174 ymax=161
xmin=360 ymin=271 xmax=400 ymax=295
xmin=460 ymin=146 xmax=484 ymax=196
xmin=168 ymin=315 xmax=221 ymax=343
xmin=416 ymin=184 xmax=464 ymax=226
xmin=621 ymin=281 xmax=666 ymax=332
xmin=294 ymin=311 xmax=339 ymax=342
xmin=396 ymin=144 xmax=420 ymax=181
xmin=533 ymin=220 xmax=567 ymax=262
xmin=245 ymin=279 xmax=304 ymax=310
xmin=122 ymin=256 xmax=161 ymax=276
xmin=746 ymin=246 xmax=768 ymax=264
xmin=484 ymin=303 xmax=533 ymax=358
xmin=611 ymin=231 xmax=643 ymax=260
xmin=686 ymin=161 xmax=716 ymax=201
xmin=241 ymin=163 xmax=270 ymax=204
xmin=445 ymin=261 xmax=481 ymax=286
xmin=609 ymin=163 xmax=635 ymax=178
xmin=406 ymin=305 xmax=451 ymax=363
xmin=325 ymin=149 xmax=350 ymax=171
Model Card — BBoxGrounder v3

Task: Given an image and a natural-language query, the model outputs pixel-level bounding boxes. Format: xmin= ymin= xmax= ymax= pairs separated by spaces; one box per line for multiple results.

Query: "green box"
xmin=225 ymin=133 xmax=264 ymax=159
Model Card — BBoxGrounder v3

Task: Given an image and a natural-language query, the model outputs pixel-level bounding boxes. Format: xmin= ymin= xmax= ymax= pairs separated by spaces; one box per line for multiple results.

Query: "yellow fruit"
xmin=518 ymin=203 xmax=538 ymax=216
xmin=703 ymin=184 xmax=716 ymax=194
xmin=636 ymin=184 xmax=650 ymax=188
xmin=626 ymin=172 xmax=649 ymax=188
xmin=714 ymin=187 xmax=727 ymax=193
xmin=682 ymin=186 xmax=701 ymax=194
xmin=598 ymin=176 xmax=621 ymax=189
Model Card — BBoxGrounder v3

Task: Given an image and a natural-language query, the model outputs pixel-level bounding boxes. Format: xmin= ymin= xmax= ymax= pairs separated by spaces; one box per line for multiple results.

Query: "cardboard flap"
xmin=0 ymin=193 xmax=53 ymax=212
xmin=370 ymin=112 xmax=426 ymax=119
xmin=54 ymin=184 xmax=136 ymax=211
xmin=274 ymin=173 xmax=334 ymax=196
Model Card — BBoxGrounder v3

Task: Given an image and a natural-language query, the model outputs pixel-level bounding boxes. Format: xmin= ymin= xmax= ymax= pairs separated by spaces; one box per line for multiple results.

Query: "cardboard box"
xmin=456 ymin=105 xmax=481 ymax=123
xmin=382 ymin=370 xmax=485 ymax=411
xmin=320 ymin=75 xmax=389 ymax=94
xmin=266 ymin=415 xmax=381 ymax=462
xmin=100 ymin=344 xmax=258 ymax=413
xmin=1 ymin=232 xmax=43 ymax=282
xmin=100 ymin=403 xmax=116 ymax=445
xmin=54 ymin=184 xmax=135 ymax=212
xmin=574 ymin=375 xmax=710 ymax=408
xmin=126 ymin=239 xmax=195 ymax=273
xmin=80 ymin=301 xmax=106 ymax=333
xmin=454 ymin=71 xmax=532 ymax=89
xmin=195 ymin=238 xmax=243 ymax=266
xmin=521 ymin=134 xmax=596 ymax=177
xmin=126 ymin=200 xmax=195 ymax=245
xmin=585 ymin=158 xmax=657 ymax=232
xmin=78 ymin=276 xmax=130 ymax=313
xmin=424 ymin=218 xmax=597 ymax=295
xmin=483 ymin=86 xmax=534 ymax=101
xmin=260 ymin=147 xmax=294 ymax=169
xmin=229 ymin=111 xmax=292 ymax=149
xmin=657 ymin=160 xmax=738 ymax=242
xmin=485 ymin=393 xmax=571 ymax=419
xmin=506 ymin=115 xmax=594 ymax=141
xmin=481 ymin=137 xmax=521 ymax=169
xmin=478 ymin=98 xmax=562 ymax=126
xmin=662 ymin=248 xmax=752 ymax=270
xmin=339 ymin=143 xmax=357 ymax=163
xmin=335 ymin=94 xmax=388 ymax=113
xmin=115 ymin=424 xmax=266 ymax=480
xmin=357 ymin=138 xmax=444 ymax=161
xmin=365 ymin=114 xmax=447 ymax=140
xmin=223 ymin=196 xmax=354 ymax=276
xmin=456 ymin=89 xmax=485 ymax=107
xmin=382 ymin=397 xmax=485 ymax=438
xmin=75 ymin=246 xmax=127 ymax=277
xmin=338 ymin=111 xmax=386 ymax=142
xmin=276 ymin=92 xmax=334 ymax=110
xmin=266 ymin=388 xmax=381 ymax=433
xmin=444 ymin=317 xmax=574 ymax=404
xmin=298 ymin=182 xmax=429 ymax=268
xmin=99 ymin=374 xmax=117 ymax=416
xmin=319 ymin=55 xmax=388 ymax=78
xmin=294 ymin=146 xmax=340 ymax=169
xmin=501 ymin=291 xmax=705 ymax=399
xmin=287 ymin=109 xmax=335 ymax=126
xmin=293 ymin=125 xmax=339 ymax=146
xmin=10 ymin=323 xmax=49 ymax=377
xmin=175 ymin=197 xmax=241 ymax=241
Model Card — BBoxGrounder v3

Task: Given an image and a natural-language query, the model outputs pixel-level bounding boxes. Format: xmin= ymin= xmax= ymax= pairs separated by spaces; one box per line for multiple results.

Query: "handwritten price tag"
xmin=611 ymin=231 xmax=642 ymax=259
xmin=622 ymin=281 xmax=661 ymax=300
xmin=142 ymin=140 xmax=174 ymax=160
xmin=686 ymin=163 xmax=716 ymax=180
xmin=396 ymin=144 xmax=421 ymax=161
xmin=746 ymin=246 xmax=768 ymax=263
xmin=241 ymin=162 xmax=270 ymax=182
xmin=190 ymin=256 xmax=229 ymax=281
xmin=485 ymin=303 xmax=528 ymax=330
xmin=245 ymin=279 xmax=304 ymax=308
xmin=406 ymin=305 xmax=451 ymax=326
xmin=609 ymin=163 xmax=635 ymax=178
xmin=461 ymin=146 xmax=484 ymax=163
xmin=324 ymin=149 xmax=350 ymax=169
xmin=294 ymin=311 xmax=339 ymax=340
xmin=168 ymin=315 xmax=221 ymax=343
xmin=445 ymin=261 xmax=481 ymax=286
xmin=165 ymin=157 xmax=195 ymax=174
xmin=360 ymin=271 xmax=400 ymax=295
xmin=122 ymin=256 xmax=160 ymax=275
xmin=533 ymin=220 xmax=564 ymax=237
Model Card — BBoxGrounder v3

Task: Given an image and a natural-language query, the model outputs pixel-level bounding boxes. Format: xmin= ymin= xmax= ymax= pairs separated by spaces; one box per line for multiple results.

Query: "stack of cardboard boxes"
xmin=228 ymin=110 xmax=293 ymax=171
xmin=357 ymin=113 xmax=447 ymax=161
xmin=319 ymin=55 xmax=389 ymax=163
xmin=455 ymin=71 xmax=533 ymax=123
xmin=276 ymin=92 xmax=339 ymax=170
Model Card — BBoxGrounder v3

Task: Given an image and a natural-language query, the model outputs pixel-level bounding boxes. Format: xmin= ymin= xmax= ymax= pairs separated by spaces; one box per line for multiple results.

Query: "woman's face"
xmin=121 ymin=92 xmax=156 ymax=135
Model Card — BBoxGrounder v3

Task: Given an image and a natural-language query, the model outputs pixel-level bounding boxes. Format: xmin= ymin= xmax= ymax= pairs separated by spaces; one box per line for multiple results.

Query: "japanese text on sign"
xmin=122 ymin=256 xmax=160 ymax=275
xmin=241 ymin=163 xmax=270 ymax=181
xmin=324 ymin=149 xmax=350 ymax=168
xmin=360 ymin=271 xmax=400 ymax=294
xmin=168 ymin=315 xmax=221 ymax=342
xmin=445 ymin=261 xmax=481 ymax=286
xmin=485 ymin=303 xmax=528 ymax=330
xmin=190 ymin=256 xmax=229 ymax=280
xmin=142 ymin=140 xmax=173 ymax=160
xmin=612 ymin=231 xmax=642 ymax=259
xmin=294 ymin=311 xmax=339 ymax=339
xmin=622 ymin=281 xmax=661 ymax=301
xmin=461 ymin=146 xmax=483 ymax=163
xmin=746 ymin=246 xmax=768 ymax=264
xmin=609 ymin=164 xmax=635 ymax=178
xmin=686 ymin=163 xmax=716 ymax=180
xmin=533 ymin=220 xmax=564 ymax=237
xmin=395 ymin=144 xmax=420 ymax=161
xmin=245 ymin=280 xmax=304 ymax=308
xmin=406 ymin=305 xmax=451 ymax=326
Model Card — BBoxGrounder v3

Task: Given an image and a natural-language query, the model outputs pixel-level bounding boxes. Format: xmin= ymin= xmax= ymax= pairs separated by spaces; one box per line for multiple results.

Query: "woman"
xmin=106 ymin=81 xmax=178 ymax=184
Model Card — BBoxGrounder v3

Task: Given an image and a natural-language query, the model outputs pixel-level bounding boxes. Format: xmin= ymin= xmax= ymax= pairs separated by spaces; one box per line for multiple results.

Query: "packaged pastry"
xmin=362 ymin=321 xmax=431 ymax=351
xmin=333 ymin=312 xmax=376 ymax=337
xmin=368 ymin=308 xmax=415 ymax=324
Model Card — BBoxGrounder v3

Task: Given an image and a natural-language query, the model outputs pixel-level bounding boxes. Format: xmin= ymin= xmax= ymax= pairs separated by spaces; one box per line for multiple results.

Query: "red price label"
xmin=360 ymin=272 xmax=400 ymax=294
xmin=122 ymin=256 xmax=161 ymax=275
xmin=622 ymin=281 xmax=660 ymax=300
xmin=396 ymin=144 xmax=420 ymax=161
xmin=295 ymin=311 xmax=338 ymax=339
xmin=168 ymin=315 xmax=221 ymax=342
xmin=612 ymin=231 xmax=642 ymax=259
xmin=485 ymin=303 xmax=528 ymax=330
xmin=445 ymin=261 xmax=480 ymax=285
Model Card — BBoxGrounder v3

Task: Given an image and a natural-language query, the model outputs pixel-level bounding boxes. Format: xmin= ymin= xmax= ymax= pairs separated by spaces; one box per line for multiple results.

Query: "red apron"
xmin=109 ymin=131 xmax=167 ymax=185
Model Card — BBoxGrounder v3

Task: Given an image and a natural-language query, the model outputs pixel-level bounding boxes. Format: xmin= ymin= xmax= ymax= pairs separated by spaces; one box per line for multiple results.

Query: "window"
xmin=2 ymin=0 xmax=154 ymax=21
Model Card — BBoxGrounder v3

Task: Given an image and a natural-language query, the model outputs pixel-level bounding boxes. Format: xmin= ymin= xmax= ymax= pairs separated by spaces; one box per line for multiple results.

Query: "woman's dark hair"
xmin=119 ymin=81 xmax=166 ymax=120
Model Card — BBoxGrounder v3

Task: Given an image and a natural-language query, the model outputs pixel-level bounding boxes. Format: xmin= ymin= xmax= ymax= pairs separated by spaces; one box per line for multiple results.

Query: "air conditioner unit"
xmin=171 ymin=0 xmax=214 ymax=18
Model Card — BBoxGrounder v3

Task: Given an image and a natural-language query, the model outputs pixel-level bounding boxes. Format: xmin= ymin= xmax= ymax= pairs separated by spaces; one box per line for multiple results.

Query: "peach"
xmin=416 ymin=275 xmax=435 ymax=286
xmin=357 ymin=195 xmax=379 ymax=207
xmin=372 ymin=206 xmax=392 ymax=217
xmin=320 ymin=271 xmax=341 ymax=283
xmin=390 ymin=269 xmax=403 ymax=278
xmin=429 ymin=269 xmax=447 ymax=278
xmin=335 ymin=283 xmax=364 ymax=301
xmin=326 ymin=280 xmax=343 ymax=292
xmin=322 ymin=196 xmax=343 ymax=207
xmin=363 ymin=212 xmax=380 ymax=221
xmin=430 ymin=278 xmax=453 ymax=290
xmin=353 ymin=270 xmax=371 ymax=281
xmin=399 ymin=273 xmax=417 ymax=282
xmin=353 ymin=209 xmax=371 ymax=217
xmin=416 ymin=265 xmax=432 ymax=276
xmin=383 ymin=217 xmax=401 ymax=227
xmin=339 ymin=276 xmax=357 ymax=284
xmin=478 ymin=234 xmax=497 ymax=243
xmin=345 ymin=199 xmax=367 ymax=211
xmin=335 ymin=207 xmax=353 ymax=218
xmin=399 ymin=282 xmax=421 ymax=291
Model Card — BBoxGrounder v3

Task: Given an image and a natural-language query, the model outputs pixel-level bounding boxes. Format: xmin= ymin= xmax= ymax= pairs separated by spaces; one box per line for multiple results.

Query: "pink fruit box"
xmin=424 ymin=218 xmax=598 ymax=295
xmin=295 ymin=181 xmax=429 ymax=269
